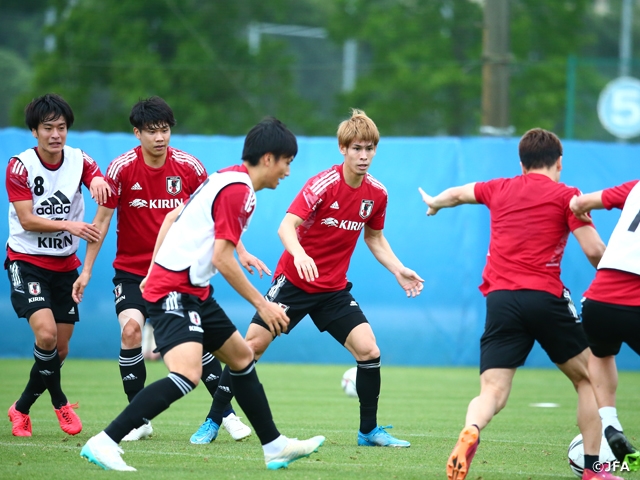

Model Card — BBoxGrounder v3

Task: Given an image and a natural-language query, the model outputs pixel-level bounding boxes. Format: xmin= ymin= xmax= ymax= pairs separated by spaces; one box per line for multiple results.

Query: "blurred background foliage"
xmin=1 ymin=0 xmax=638 ymax=139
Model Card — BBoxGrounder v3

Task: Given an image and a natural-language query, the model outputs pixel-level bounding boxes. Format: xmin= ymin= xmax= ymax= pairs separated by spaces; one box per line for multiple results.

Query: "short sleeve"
xmin=602 ymin=180 xmax=639 ymax=210
xmin=474 ymin=179 xmax=502 ymax=207
xmin=213 ymin=183 xmax=255 ymax=245
xmin=287 ymin=178 xmax=324 ymax=221
xmin=366 ymin=193 xmax=387 ymax=231
xmin=565 ymin=186 xmax=595 ymax=232
xmin=6 ymin=158 xmax=33 ymax=202
xmin=80 ymin=151 xmax=104 ymax=188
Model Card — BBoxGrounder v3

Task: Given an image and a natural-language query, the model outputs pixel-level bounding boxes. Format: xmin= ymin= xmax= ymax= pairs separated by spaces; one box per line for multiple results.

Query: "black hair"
xmin=242 ymin=117 xmax=297 ymax=166
xmin=129 ymin=96 xmax=176 ymax=130
xmin=519 ymin=128 xmax=563 ymax=170
xmin=24 ymin=93 xmax=74 ymax=131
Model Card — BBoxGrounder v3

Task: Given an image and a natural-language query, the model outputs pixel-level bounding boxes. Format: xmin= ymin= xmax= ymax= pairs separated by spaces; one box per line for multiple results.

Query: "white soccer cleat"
xmin=222 ymin=413 xmax=251 ymax=441
xmin=80 ymin=431 xmax=137 ymax=471
xmin=122 ymin=421 xmax=153 ymax=441
xmin=265 ymin=435 xmax=325 ymax=470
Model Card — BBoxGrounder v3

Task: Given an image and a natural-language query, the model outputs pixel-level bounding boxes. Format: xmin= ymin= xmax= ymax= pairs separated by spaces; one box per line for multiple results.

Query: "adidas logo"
xmin=218 ymin=385 xmax=231 ymax=393
xmin=205 ymin=374 xmax=219 ymax=382
xmin=350 ymin=300 xmax=358 ymax=306
xmin=122 ymin=373 xmax=138 ymax=381
xmin=68 ymin=307 xmax=75 ymax=314
xmin=131 ymin=182 xmax=142 ymax=190
xmin=36 ymin=190 xmax=71 ymax=215
xmin=39 ymin=369 xmax=54 ymax=376
xmin=330 ymin=201 xmax=340 ymax=209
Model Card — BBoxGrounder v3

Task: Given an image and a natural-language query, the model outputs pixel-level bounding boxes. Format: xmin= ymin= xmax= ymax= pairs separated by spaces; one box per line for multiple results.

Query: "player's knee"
xmin=57 ymin=345 xmax=69 ymax=361
xmin=355 ymin=344 xmax=380 ymax=361
xmin=36 ymin=331 xmax=58 ymax=350
xmin=121 ymin=320 xmax=142 ymax=347
xmin=246 ymin=337 xmax=269 ymax=358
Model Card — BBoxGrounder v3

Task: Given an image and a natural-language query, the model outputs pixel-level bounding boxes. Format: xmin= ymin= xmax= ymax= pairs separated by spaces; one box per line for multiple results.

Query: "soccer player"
xmin=80 ymin=117 xmax=325 ymax=472
xmin=6 ymin=93 xmax=109 ymax=437
xmin=419 ymin=128 xmax=621 ymax=480
xmin=72 ymin=96 xmax=251 ymax=442
xmin=570 ymin=182 xmax=640 ymax=471
xmin=195 ymin=109 xmax=424 ymax=448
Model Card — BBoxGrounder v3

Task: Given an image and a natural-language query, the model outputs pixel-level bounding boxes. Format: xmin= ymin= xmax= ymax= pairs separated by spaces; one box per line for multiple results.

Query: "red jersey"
xmin=6 ymin=147 xmax=103 ymax=272
xmin=474 ymin=173 xmax=593 ymax=297
xmin=104 ymin=146 xmax=207 ymax=276
xmin=142 ymin=165 xmax=254 ymax=302
xmin=273 ymin=164 xmax=387 ymax=293
xmin=584 ymin=180 xmax=640 ymax=306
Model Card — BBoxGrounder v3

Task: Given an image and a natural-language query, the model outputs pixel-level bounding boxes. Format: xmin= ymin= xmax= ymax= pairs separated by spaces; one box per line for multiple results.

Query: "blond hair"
xmin=337 ymin=108 xmax=380 ymax=148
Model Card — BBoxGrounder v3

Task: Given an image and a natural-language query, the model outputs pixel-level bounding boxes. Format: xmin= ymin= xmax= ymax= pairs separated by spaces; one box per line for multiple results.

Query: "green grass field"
xmin=1 ymin=359 xmax=639 ymax=480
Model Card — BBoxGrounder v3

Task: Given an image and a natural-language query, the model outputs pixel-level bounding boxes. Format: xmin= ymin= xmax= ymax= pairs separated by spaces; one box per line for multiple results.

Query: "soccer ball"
xmin=567 ymin=433 xmax=617 ymax=477
xmin=341 ymin=367 xmax=358 ymax=398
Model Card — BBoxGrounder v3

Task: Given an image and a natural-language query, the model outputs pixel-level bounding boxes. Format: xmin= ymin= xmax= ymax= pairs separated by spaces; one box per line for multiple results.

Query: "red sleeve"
xmin=602 ymin=180 xmax=639 ymax=210
xmin=102 ymin=159 xmax=122 ymax=210
xmin=287 ymin=178 xmax=324 ymax=220
xmin=6 ymin=158 xmax=33 ymax=202
xmin=80 ymin=151 xmax=104 ymax=188
xmin=367 ymin=193 xmax=387 ymax=230
xmin=474 ymin=178 xmax=503 ymax=207
xmin=566 ymin=186 xmax=595 ymax=232
xmin=213 ymin=184 xmax=254 ymax=245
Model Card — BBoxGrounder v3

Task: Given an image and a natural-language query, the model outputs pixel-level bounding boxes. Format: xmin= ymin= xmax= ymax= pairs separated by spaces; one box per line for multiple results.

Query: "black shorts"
xmin=251 ymin=274 xmax=368 ymax=345
xmin=581 ymin=298 xmax=640 ymax=358
xmin=146 ymin=292 xmax=237 ymax=357
xmin=480 ymin=289 xmax=587 ymax=373
xmin=113 ymin=269 xmax=147 ymax=317
xmin=6 ymin=259 xmax=79 ymax=324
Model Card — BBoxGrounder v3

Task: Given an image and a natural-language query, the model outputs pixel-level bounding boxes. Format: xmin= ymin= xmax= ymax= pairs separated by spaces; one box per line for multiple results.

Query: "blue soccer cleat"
xmin=357 ymin=425 xmax=410 ymax=447
xmin=190 ymin=418 xmax=219 ymax=444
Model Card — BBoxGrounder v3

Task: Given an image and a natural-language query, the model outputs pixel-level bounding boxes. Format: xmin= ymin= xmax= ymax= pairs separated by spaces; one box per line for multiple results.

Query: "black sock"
xmin=229 ymin=361 xmax=279 ymax=445
xmin=209 ymin=366 xmax=233 ymax=425
xmin=356 ymin=357 xmax=381 ymax=434
xmin=119 ymin=347 xmax=146 ymax=403
xmin=584 ymin=454 xmax=598 ymax=471
xmin=105 ymin=372 xmax=195 ymax=443
xmin=33 ymin=345 xmax=67 ymax=409
xmin=16 ymin=362 xmax=48 ymax=414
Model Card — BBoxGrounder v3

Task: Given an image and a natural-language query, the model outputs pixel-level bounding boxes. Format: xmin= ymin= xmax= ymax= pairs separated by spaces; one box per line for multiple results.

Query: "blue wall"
xmin=1 ymin=128 xmax=639 ymax=369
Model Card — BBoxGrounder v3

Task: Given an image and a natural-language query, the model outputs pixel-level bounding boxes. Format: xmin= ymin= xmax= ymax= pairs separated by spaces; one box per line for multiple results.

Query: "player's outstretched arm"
xmin=236 ymin=239 xmax=271 ymax=279
xmin=418 ymin=183 xmax=478 ymax=216
xmin=573 ymin=225 xmax=606 ymax=268
xmin=569 ymin=191 xmax=604 ymax=223
xmin=278 ymin=212 xmax=319 ymax=282
xmin=88 ymin=176 xmax=111 ymax=205
xmin=213 ymin=238 xmax=289 ymax=336
xmin=363 ymin=226 xmax=424 ymax=298
xmin=72 ymin=205 xmax=115 ymax=303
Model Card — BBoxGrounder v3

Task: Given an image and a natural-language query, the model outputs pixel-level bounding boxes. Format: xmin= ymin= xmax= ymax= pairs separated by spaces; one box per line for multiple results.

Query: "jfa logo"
xmin=593 ymin=460 xmax=630 ymax=473
xmin=28 ymin=282 xmax=41 ymax=296
xmin=166 ymin=176 xmax=182 ymax=196
xmin=189 ymin=311 xmax=201 ymax=326
xmin=359 ymin=199 xmax=374 ymax=219
xmin=114 ymin=283 xmax=123 ymax=298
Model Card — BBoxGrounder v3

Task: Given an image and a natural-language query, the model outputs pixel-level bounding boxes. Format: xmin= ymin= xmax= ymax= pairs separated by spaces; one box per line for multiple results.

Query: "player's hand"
xmin=89 ymin=176 xmax=111 ymax=205
xmin=395 ymin=267 xmax=425 ymax=298
xmin=65 ymin=221 xmax=101 ymax=242
xmin=238 ymin=250 xmax=271 ymax=279
xmin=139 ymin=275 xmax=149 ymax=293
xmin=293 ymin=253 xmax=318 ymax=282
xmin=72 ymin=270 xmax=91 ymax=303
xmin=257 ymin=301 xmax=290 ymax=337
xmin=418 ymin=187 xmax=439 ymax=216
xmin=570 ymin=195 xmax=593 ymax=223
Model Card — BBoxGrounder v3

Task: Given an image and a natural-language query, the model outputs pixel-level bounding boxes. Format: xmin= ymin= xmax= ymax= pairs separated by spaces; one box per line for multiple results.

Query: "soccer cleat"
xmin=122 ymin=421 xmax=153 ymax=441
xmin=265 ymin=435 xmax=325 ymax=470
xmin=222 ymin=413 xmax=251 ymax=441
xmin=605 ymin=426 xmax=640 ymax=471
xmin=190 ymin=418 xmax=219 ymax=444
xmin=357 ymin=425 xmax=410 ymax=447
xmin=81 ymin=432 xmax=136 ymax=471
xmin=582 ymin=468 xmax=624 ymax=480
xmin=447 ymin=425 xmax=480 ymax=480
xmin=8 ymin=402 xmax=32 ymax=437
xmin=54 ymin=402 xmax=82 ymax=435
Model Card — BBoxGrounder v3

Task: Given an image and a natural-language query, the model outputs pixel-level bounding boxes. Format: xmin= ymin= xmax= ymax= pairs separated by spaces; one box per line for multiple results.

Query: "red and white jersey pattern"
xmin=104 ymin=146 xmax=207 ymax=276
xmin=474 ymin=173 xmax=594 ymax=297
xmin=273 ymin=164 xmax=387 ymax=293
xmin=6 ymin=146 xmax=102 ymax=272
xmin=142 ymin=165 xmax=255 ymax=302
xmin=584 ymin=180 xmax=640 ymax=306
